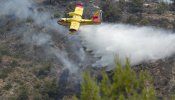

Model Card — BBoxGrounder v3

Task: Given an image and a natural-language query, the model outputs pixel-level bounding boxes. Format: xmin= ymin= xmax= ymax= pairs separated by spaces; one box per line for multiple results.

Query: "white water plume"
xmin=79 ymin=23 xmax=175 ymax=68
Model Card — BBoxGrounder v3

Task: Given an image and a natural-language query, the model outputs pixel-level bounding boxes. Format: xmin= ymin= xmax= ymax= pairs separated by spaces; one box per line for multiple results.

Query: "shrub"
xmin=156 ymin=2 xmax=168 ymax=14
xmin=126 ymin=15 xmax=140 ymax=24
xmin=39 ymin=79 xmax=58 ymax=99
xmin=129 ymin=0 xmax=144 ymax=13
xmin=140 ymin=18 xmax=150 ymax=25
xmin=10 ymin=60 xmax=19 ymax=68
xmin=3 ymin=83 xmax=12 ymax=90
xmin=35 ymin=63 xmax=51 ymax=78
xmin=0 ymin=54 xmax=2 ymax=63
xmin=0 ymin=67 xmax=13 ymax=79
xmin=17 ymin=86 xmax=29 ymax=100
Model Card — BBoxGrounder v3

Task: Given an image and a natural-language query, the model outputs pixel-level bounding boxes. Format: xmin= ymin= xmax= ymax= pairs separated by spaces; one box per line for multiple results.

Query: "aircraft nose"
xmin=57 ymin=19 xmax=63 ymax=24
xmin=58 ymin=19 xmax=64 ymax=22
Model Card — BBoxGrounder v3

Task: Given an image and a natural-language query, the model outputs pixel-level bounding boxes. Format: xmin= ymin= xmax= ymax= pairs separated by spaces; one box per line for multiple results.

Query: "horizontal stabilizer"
xmin=68 ymin=3 xmax=84 ymax=17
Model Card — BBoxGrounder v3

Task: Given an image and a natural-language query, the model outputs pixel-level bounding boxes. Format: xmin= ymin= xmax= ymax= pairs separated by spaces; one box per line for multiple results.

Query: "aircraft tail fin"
xmin=92 ymin=10 xmax=102 ymax=23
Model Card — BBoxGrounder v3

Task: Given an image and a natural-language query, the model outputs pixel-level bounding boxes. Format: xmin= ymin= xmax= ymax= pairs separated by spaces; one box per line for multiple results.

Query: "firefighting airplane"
xmin=57 ymin=3 xmax=102 ymax=34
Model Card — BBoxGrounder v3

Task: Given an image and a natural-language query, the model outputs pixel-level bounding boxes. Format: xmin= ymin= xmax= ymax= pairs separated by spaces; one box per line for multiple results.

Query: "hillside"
xmin=0 ymin=0 xmax=175 ymax=99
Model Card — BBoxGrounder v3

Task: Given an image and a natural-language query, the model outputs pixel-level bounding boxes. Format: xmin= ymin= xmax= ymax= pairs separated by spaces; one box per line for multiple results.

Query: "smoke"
xmin=0 ymin=0 xmax=80 ymax=73
xmin=0 ymin=0 xmax=67 ymax=32
xmin=160 ymin=0 xmax=173 ymax=4
xmin=0 ymin=0 xmax=34 ymax=19
xmin=79 ymin=23 xmax=175 ymax=68
xmin=22 ymin=32 xmax=78 ymax=73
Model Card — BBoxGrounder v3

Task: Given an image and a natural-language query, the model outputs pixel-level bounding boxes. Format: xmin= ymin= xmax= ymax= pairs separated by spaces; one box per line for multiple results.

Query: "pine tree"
xmin=79 ymin=58 xmax=158 ymax=100
xmin=80 ymin=71 xmax=101 ymax=100
xmin=130 ymin=0 xmax=144 ymax=13
xmin=100 ymin=70 xmax=111 ymax=100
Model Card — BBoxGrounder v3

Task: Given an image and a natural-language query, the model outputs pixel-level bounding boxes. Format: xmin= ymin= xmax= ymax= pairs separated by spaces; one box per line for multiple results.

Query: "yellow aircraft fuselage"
xmin=57 ymin=3 xmax=102 ymax=33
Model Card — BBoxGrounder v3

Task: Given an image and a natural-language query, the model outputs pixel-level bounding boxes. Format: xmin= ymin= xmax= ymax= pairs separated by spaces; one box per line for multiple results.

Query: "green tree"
xmin=156 ymin=2 xmax=168 ymax=14
xmin=130 ymin=0 xmax=144 ymax=13
xmin=80 ymin=71 xmax=101 ymax=100
xmin=79 ymin=58 xmax=157 ymax=100
xmin=111 ymin=58 xmax=156 ymax=100
xmin=100 ymin=1 xmax=122 ymax=22
xmin=100 ymin=70 xmax=112 ymax=100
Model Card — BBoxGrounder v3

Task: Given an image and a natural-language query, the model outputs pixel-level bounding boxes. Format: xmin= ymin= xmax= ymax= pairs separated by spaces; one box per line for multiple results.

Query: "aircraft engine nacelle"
xmin=92 ymin=10 xmax=102 ymax=24
xmin=92 ymin=16 xmax=101 ymax=23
